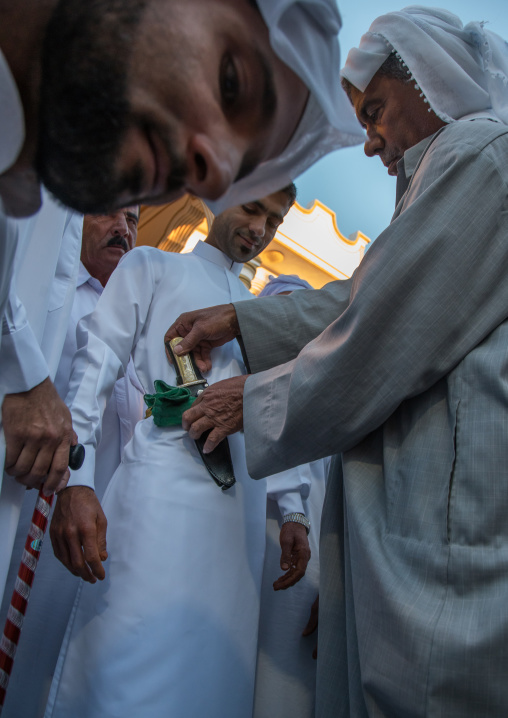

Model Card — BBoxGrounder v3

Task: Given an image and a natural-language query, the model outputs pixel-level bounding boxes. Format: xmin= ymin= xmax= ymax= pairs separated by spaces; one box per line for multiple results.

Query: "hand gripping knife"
xmin=165 ymin=338 xmax=236 ymax=491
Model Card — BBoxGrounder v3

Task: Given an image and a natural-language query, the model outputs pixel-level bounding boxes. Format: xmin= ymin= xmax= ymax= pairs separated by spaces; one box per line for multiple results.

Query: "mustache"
xmin=106 ymin=236 xmax=129 ymax=251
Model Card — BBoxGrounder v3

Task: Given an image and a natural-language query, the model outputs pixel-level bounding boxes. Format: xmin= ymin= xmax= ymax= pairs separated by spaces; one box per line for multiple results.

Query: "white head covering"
xmin=341 ymin=6 xmax=508 ymax=125
xmin=258 ymin=273 xmax=314 ymax=296
xmin=207 ymin=0 xmax=364 ymax=214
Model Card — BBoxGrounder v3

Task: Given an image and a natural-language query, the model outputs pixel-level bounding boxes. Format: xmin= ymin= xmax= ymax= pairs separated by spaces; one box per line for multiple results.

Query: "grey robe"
xmin=235 ymin=119 xmax=508 ymax=717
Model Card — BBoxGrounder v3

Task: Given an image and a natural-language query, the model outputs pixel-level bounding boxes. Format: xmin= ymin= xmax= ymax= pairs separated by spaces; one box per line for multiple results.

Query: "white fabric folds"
xmin=207 ymin=0 xmax=364 ymax=213
xmin=341 ymin=5 xmax=508 ymax=125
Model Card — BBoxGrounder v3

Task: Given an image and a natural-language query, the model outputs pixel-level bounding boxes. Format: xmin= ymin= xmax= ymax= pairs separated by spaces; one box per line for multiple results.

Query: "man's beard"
xmin=35 ymin=0 xmax=175 ymax=213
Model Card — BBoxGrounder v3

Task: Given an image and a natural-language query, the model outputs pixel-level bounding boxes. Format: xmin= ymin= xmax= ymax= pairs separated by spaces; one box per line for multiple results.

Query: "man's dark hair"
xmin=280 ymin=182 xmax=297 ymax=207
xmin=341 ymin=52 xmax=411 ymax=101
xmin=36 ymin=0 xmax=150 ymax=213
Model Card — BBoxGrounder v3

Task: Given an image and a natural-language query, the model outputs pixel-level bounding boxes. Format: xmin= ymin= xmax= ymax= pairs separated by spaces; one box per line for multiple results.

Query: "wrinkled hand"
xmin=182 ymin=375 xmax=247 ymax=453
xmin=302 ymin=594 xmax=319 ymax=659
xmin=165 ymin=303 xmax=240 ymax=373
xmin=273 ymin=522 xmax=311 ymax=591
xmin=50 ymin=486 xmax=108 ymax=583
xmin=2 ymin=377 xmax=77 ymax=495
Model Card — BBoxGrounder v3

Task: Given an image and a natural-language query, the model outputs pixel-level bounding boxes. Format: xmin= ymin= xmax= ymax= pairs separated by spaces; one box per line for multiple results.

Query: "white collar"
xmin=77 ymin=261 xmax=104 ymax=295
xmin=0 ymin=48 xmax=25 ymax=174
xmin=191 ymin=240 xmax=244 ymax=278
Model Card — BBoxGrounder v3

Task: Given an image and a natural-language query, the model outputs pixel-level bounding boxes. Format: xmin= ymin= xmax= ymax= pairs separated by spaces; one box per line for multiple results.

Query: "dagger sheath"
xmin=165 ymin=339 xmax=236 ymax=491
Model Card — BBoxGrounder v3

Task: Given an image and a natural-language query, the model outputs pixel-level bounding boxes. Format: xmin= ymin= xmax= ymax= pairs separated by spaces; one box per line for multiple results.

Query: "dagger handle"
xmin=164 ymin=338 xmax=208 ymax=393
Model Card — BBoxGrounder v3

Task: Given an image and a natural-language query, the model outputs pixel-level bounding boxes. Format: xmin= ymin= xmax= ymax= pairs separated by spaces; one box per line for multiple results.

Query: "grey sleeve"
xmin=234 ymin=277 xmax=353 ymax=374
xmin=242 ymin=130 xmax=508 ymax=478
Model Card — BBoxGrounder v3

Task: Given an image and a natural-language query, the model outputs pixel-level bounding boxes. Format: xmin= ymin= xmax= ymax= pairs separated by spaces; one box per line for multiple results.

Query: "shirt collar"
xmin=191 ymin=240 xmax=244 ymax=277
xmin=0 ymin=48 xmax=25 ymax=174
xmin=78 ymin=261 xmax=104 ymax=295
xmin=400 ymin=133 xmax=437 ymax=179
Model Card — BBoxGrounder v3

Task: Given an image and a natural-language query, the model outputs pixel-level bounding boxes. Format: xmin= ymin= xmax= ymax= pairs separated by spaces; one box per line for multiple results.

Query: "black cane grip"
xmin=68 ymin=444 xmax=85 ymax=471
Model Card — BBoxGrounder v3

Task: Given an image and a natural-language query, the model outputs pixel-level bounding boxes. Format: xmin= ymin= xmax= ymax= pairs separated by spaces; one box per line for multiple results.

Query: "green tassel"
xmin=144 ymin=380 xmax=196 ymax=427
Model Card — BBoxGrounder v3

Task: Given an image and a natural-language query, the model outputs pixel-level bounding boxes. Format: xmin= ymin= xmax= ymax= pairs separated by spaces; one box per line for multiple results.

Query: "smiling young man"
xmin=163 ymin=8 xmax=508 ymax=716
xmin=42 ymin=186 xmax=313 ymax=718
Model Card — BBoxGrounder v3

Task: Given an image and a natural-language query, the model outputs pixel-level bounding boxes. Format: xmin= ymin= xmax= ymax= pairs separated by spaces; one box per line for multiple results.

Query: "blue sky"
xmin=295 ymin=0 xmax=508 ymax=242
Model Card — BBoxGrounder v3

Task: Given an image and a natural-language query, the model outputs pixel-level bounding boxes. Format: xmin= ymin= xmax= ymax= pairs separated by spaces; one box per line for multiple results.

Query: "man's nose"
xmin=111 ymin=213 xmax=129 ymax=236
xmin=364 ymin=127 xmax=383 ymax=158
xmin=185 ymin=134 xmax=243 ymax=201
xmin=249 ymin=217 xmax=266 ymax=239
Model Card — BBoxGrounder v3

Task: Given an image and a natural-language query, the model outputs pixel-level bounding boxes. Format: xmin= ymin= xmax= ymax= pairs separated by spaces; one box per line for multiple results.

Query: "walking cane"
xmin=0 ymin=444 xmax=85 ymax=714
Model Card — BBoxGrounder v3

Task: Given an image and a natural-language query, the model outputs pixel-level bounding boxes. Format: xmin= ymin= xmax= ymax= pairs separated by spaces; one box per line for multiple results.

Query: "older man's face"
xmin=80 ymin=207 xmax=139 ymax=286
xmin=36 ymin=0 xmax=308 ymax=214
xmin=349 ymin=74 xmax=445 ymax=176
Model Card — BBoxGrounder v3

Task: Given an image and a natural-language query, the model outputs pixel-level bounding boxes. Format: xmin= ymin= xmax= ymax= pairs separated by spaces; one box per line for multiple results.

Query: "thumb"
xmin=172 ymin=330 xmax=200 ymax=355
xmin=280 ymin=534 xmax=292 ymax=572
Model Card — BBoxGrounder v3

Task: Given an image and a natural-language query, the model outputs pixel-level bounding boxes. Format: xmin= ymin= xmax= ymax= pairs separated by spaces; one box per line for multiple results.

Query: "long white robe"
xmin=1 ymin=262 xmax=144 ymax=718
xmin=45 ymin=242 xmax=270 ymax=718
xmin=0 ymin=192 xmax=82 ymax=605
xmin=254 ymin=458 xmax=329 ymax=718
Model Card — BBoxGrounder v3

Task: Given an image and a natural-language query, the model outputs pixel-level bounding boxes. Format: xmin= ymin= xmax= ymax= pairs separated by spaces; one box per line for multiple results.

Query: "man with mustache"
xmin=0 ymin=0 xmax=362 ymax=612
xmin=166 ymin=8 xmax=508 ymax=716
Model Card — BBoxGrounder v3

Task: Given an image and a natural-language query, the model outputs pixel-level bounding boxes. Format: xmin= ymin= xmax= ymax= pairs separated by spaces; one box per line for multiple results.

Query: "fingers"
xmin=302 ymin=595 xmax=319 ymax=636
xmin=50 ymin=531 xmax=80 ymax=578
xmin=274 ymin=522 xmax=311 ymax=590
xmin=191 ymin=347 xmax=212 ymax=374
xmin=182 ymin=377 xmax=246 ymax=449
xmin=44 ymin=439 xmax=73 ymax=495
xmin=202 ymin=428 xmax=228 ymax=454
xmin=2 ymin=378 xmax=74 ymax=492
xmin=182 ymin=397 xmax=206 ymax=433
xmin=50 ymin=487 xmax=107 ymax=583
xmin=81 ymin=532 xmax=106 ymax=582
xmin=273 ymin=565 xmax=305 ymax=591
xmin=4 ymin=439 xmax=31 ymax=477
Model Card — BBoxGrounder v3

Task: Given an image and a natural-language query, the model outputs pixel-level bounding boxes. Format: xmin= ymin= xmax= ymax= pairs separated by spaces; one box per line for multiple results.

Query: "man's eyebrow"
xmin=251 ymin=200 xmax=284 ymax=224
xmin=126 ymin=210 xmax=139 ymax=223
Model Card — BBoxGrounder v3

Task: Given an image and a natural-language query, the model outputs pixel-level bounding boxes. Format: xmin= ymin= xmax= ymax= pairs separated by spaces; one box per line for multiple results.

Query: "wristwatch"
xmin=282 ymin=512 xmax=310 ymax=535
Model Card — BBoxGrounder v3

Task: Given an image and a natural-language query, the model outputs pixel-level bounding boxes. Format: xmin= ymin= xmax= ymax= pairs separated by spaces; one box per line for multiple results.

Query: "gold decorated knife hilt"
xmin=164 ymin=337 xmax=208 ymax=396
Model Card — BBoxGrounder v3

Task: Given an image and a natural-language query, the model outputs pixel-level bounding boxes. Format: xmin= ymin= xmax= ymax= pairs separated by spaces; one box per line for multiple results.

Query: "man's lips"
xmin=384 ymin=156 xmax=400 ymax=176
xmin=238 ymin=233 xmax=259 ymax=250
xmin=106 ymin=237 xmax=129 ymax=252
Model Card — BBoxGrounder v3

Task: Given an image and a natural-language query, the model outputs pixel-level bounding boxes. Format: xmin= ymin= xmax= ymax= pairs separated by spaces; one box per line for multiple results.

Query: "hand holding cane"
xmin=0 ymin=444 xmax=85 ymax=713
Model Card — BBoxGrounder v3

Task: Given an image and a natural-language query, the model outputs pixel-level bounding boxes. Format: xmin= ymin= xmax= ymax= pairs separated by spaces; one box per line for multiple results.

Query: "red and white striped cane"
xmin=0 ymin=444 xmax=84 ymax=714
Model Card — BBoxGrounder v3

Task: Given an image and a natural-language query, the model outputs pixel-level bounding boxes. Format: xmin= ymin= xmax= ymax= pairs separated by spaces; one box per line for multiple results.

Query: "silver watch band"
xmin=282 ymin=512 xmax=310 ymax=535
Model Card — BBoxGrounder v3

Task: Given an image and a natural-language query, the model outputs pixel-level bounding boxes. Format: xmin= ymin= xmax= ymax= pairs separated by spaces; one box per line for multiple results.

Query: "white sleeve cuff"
xmin=275 ymin=489 xmax=305 ymax=518
xmin=66 ymin=444 xmax=96 ymax=490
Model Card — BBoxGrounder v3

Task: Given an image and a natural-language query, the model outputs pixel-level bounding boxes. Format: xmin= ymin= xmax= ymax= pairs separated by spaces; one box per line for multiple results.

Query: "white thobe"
xmin=0 ymin=46 xmax=25 ymax=324
xmin=1 ymin=261 xmax=145 ymax=718
xmin=53 ymin=262 xmax=146 ymax=494
xmin=0 ymin=192 xmax=83 ymax=605
xmin=45 ymin=242 xmax=289 ymax=718
xmin=254 ymin=458 xmax=329 ymax=718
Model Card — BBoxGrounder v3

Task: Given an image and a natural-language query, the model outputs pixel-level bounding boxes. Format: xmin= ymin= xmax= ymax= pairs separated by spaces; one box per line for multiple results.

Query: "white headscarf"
xmin=207 ymin=0 xmax=364 ymax=214
xmin=341 ymin=6 xmax=508 ymax=125
xmin=258 ymin=273 xmax=314 ymax=296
